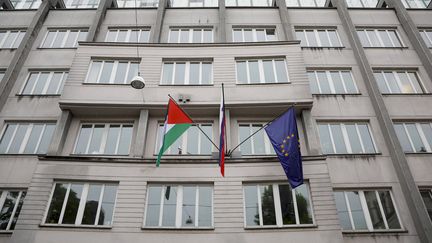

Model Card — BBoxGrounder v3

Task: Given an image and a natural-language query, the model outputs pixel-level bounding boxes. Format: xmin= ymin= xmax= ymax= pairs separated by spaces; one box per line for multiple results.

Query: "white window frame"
xmin=238 ymin=123 xmax=273 ymax=155
xmin=10 ymin=0 xmax=41 ymax=9
xmin=143 ymin=184 xmax=214 ymax=228
xmin=168 ymin=28 xmax=214 ymax=43
xmin=401 ymin=0 xmax=430 ymax=8
xmin=84 ymin=60 xmax=140 ymax=84
xmin=20 ymin=71 xmax=68 ymax=95
xmin=295 ymin=28 xmax=343 ymax=47
xmin=0 ymin=190 xmax=26 ymax=231
xmin=40 ymin=29 xmax=88 ymax=48
xmin=318 ymin=122 xmax=378 ymax=154
xmin=308 ymin=70 xmax=359 ymax=94
xmin=374 ymin=70 xmax=425 ymax=94
xmin=232 ymin=28 xmax=277 ymax=42
xmin=0 ymin=123 xmax=56 ymax=154
xmin=335 ymin=189 xmax=403 ymax=231
xmin=357 ymin=29 xmax=404 ymax=48
xmin=235 ymin=58 xmax=290 ymax=84
xmin=155 ymin=123 xmax=214 ymax=155
xmin=226 ymin=0 xmax=273 ymax=7
xmin=64 ymin=0 xmax=100 ymax=8
xmin=105 ymin=28 xmax=151 ymax=43
xmin=169 ymin=0 xmax=218 ymax=7
xmin=116 ymin=0 xmax=159 ymax=7
xmin=419 ymin=29 xmax=432 ymax=48
xmin=242 ymin=183 xmax=315 ymax=228
xmin=286 ymin=0 xmax=326 ymax=7
xmin=160 ymin=61 xmax=213 ymax=85
xmin=394 ymin=122 xmax=432 ymax=153
xmin=0 ymin=30 xmax=26 ymax=49
xmin=345 ymin=0 xmax=378 ymax=8
xmin=42 ymin=182 xmax=118 ymax=226
xmin=73 ymin=123 xmax=134 ymax=155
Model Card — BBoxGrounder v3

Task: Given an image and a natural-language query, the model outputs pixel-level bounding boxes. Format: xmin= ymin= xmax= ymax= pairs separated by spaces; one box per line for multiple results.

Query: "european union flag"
xmin=264 ymin=107 xmax=303 ymax=188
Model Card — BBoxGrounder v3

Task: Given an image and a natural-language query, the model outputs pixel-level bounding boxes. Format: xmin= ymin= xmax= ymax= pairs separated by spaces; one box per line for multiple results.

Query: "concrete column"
xmin=133 ymin=109 xmax=149 ymax=158
xmin=0 ymin=0 xmax=57 ymax=113
xmin=150 ymin=0 xmax=167 ymax=43
xmin=47 ymin=110 xmax=72 ymax=156
xmin=218 ymin=0 xmax=226 ymax=42
xmin=301 ymin=109 xmax=321 ymax=155
xmin=333 ymin=0 xmax=432 ymax=241
xmin=87 ymin=0 xmax=113 ymax=41
xmin=275 ymin=0 xmax=294 ymax=41
xmin=387 ymin=0 xmax=432 ymax=82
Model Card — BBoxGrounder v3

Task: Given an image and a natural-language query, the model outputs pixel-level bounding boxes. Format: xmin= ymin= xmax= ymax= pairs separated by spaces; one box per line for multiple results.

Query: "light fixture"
xmin=131 ymin=74 xmax=145 ymax=89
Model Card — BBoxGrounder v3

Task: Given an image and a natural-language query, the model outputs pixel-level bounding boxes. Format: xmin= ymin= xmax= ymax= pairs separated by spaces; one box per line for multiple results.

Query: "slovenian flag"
xmin=156 ymin=97 xmax=193 ymax=166
xmin=218 ymin=84 xmax=226 ymax=176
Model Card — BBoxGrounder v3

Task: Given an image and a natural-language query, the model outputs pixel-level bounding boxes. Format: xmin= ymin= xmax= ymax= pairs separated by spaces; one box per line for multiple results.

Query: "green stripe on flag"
xmin=156 ymin=123 xmax=191 ymax=166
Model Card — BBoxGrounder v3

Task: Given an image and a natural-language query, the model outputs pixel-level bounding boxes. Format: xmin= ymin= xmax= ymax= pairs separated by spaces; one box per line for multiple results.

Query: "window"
xmin=232 ymin=28 xmax=276 ymax=42
xmin=226 ymin=0 xmax=273 ymax=7
xmin=401 ymin=0 xmax=430 ymax=8
xmin=44 ymin=182 xmax=118 ymax=226
xmin=238 ymin=123 xmax=273 ymax=155
xmin=334 ymin=190 xmax=402 ymax=231
xmin=168 ymin=28 xmax=213 ymax=43
xmin=295 ymin=29 xmax=342 ymax=47
xmin=161 ymin=61 xmax=213 ymax=85
xmin=0 ymin=123 xmax=55 ymax=154
xmin=243 ymin=183 xmax=313 ymax=227
xmin=41 ymin=29 xmax=88 ymax=48
xmin=0 ymin=71 xmax=4 ymax=81
xmin=345 ymin=0 xmax=378 ymax=8
xmin=373 ymin=70 xmax=424 ymax=94
xmin=85 ymin=60 xmax=139 ymax=84
xmin=21 ymin=71 xmax=68 ymax=95
xmin=0 ymin=190 xmax=26 ymax=231
xmin=116 ymin=0 xmax=159 ymax=7
xmin=64 ymin=0 xmax=100 ymax=8
xmin=356 ymin=29 xmax=403 ymax=48
xmin=105 ymin=28 xmax=150 ymax=43
xmin=420 ymin=189 xmax=432 ymax=221
xmin=394 ymin=122 xmax=432 ymax=153
xmin=156 ymin=123 xmax=213 ymax=155
xmin=236 ymin=58 xmax=289 ymax=84
xmin=286 ymin=0 xmax=325 ymax=7
xmin=318 ymin=122 xmax=377 ymax=154
xmin=144 ymin=185 xmax=213 ymax=228
xmin=0 ymin=30 xmax=26 ymax=49
xmin=169 ymin=0 xmax=217 ymax=7
xmin=419 ymin=29 xmax=432 ymax=48
xmin=74 ymin=123 xmax=133 ymax=155
xmin=10 ymin=0 xmax=41 ymax=9
xmin=308 ymin=70 xmax=358 ymax=94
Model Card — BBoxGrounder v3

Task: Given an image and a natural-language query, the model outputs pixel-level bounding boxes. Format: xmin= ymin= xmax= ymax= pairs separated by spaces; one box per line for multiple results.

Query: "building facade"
xmin=0 ymin=0 xmax=432 ymax=242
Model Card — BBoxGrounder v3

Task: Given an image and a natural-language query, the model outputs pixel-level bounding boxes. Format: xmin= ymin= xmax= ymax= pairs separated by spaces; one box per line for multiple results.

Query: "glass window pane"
xmin=248 ymin=61 xmax=260 ymax=84
xmin=82 ymin=184 xmax=102 ymax=225
xmin=295 ymin=184 xmax=313 ymax=224
xmin=64 ymin=30 xmax=78 ymax=47
xmin=341 ymin=71 xmax=357 ymax=93
xmin=46 ymin=183 xmax=67 ymax=224
xmin=22 ymin=73 xmax=39 ymax=94
xmin=182 ymin=186 xmax=196 ymax=227
xmin=139 ymin=30 xmax=150 ymax=43
xmin=420 ymin=191 xmax=432 ymax=220
xmin=407 ymin=72 xmax=423 ymax=93
xmin=162 ymin=63 xmax=174 ymax=84
xmin=397 ymin=72 xmax=414 ymax=93
xmin=192 ymin=30 xmax=201 ymax=43
xmin=266 ymin=29 xmax=276 ymax=41
xmin=0 ymin=124 xmax=17 ymax=153
xmin=126 ymin=63 xmax=139 ymax=83
xmin=9 ymin=191 xmax=25 ymax=230
xmin=357 ymin=30 xmax=370 ymax=47
xmin=117 ymin=125 xmax=132 ymax=155
xmin=106 ymin=31 xmax=117 ymax=42
xmin=318 ymin=30 xmax=330 ymax=47
xmin=3 ymin=32 xmax=18 ymax=48
xmin=346 ymin=191 xmax=367 ymax=229
xmin=330 ymin=71 xmax=344 ymax=93
xmin=198 ymin=186 xmax=212 ymax=227
xmin=263 ymin=60 xmax=275 ymax=83
xmin=378 ymin=191 xmax=401 ymax=229
xmin=318 ymin=124 xmax=334 ymax=154
xmin=13 ymin=32 xmax=24 ymax=48
xmin=98 ymin=185 xmax=117 ymax=226
xmin=252 ymin=125 xmax=266 ymax=154
xmin=364 ymin=191 xmax=386 ymax=229
xmin=186 ymin=125 xmax=199 ymax=154
xmin=146 ymin=186 xmax=162 ymax=226
xmin=87 ymin=62 xmax=102 ymax=83
xmin=295 ymin=31 xmax=307 ymax=46
xmin=345 ymin=124 xmax=363 ymax=153
xmin=367 ymin=30 xmax=380 ymax=47
xmin=117 ymin=30 xmax=127 ymax=42
xmin=200 ymin=125 xmax=212 ymax=154
xmin=406 ymin=124 xmax=426 ymax=152
xmin=244 ymin=30 xmax=253 ymax=42
xmin=256 ymin=29 xmax=266 ymax=42
xmin=201 ymin=63 xmax=212 ymax=84
xmin=52 ymin=31 xmax=66 ymax=48
xmin=260 ymin=185 xmax=276 ymax=225
xmin=233 ymin=30 xmax=243 ymax=42
xmin=23 ymin=124 xmax=43 ymax=154
xmin=75 ymin=125 xmax=92 ymax=154
xmin=46 ymin=72 xmax=64 ymax=94
xmin=330 ymin=124 xmax=347 ymax=154
xmin=8 ymin=124 xmax=28 ymax=154
xmin=169 ymin=30 xmax=179 ymax=43
xmin=33 ymin=72 xmax=49 ymax=94
xmin=203 ymin=30 xmax=212 ymax=43
xmin=189 ymin=63 xmax=200 ymax=85
xmin=236 ymin=61 xmax=248 ymax=83
xmin=334 ymin=192 xmax=352 ymax=230
xmin=279 ymin=184 xmax=295 ymax=225
xmin=129 ymin=30 xmax=139 ymax=42
xmin=0 ymin=191 xmax=19 ymax=230
xmin=162 ymin=186 xmax=177 ymax=227
xmin=388 ymin=30 xmax=402 ymax=47
xmin=113 ymin=62 xmax=128 ymax=84
xmin=394 ymin=124 xmax=414 ymax=152
xmin=77 ymin=31 xmax=87 ymax=44
xmin=308 ymin=72 xmax=320 ymax=94
xmin=374 ymin=72 xmax=390 ymax=93
xmin=62 ymin=184 xmax=83 ymax=224
xmin=180 ymin=30 xmax=189 ymax=43
xmin=420 ymin=123 xmax=432 ymax=150
xmin=305 ymin=30 xmax=317 ymax=46
xmin=174 ymin=63 xmax=186 ymax=84
xmin=328 ymin=30 xmax=341 ymax=46
xmin=244 ymin=185 xmax=259 ymax=226
xmin=104 ymin=125 xmax=120 ymax=154
xmin=357 ymin=124 xmax=375 ymax=153
xmin=88 ymin=125 xmax=104 ymax=154
xmin=239 ymin=125 xmax=252 ymax=155
xmin=316 ymin=72 xmax=331 ymax=94
xmin=42 ymin=31 xmax=56 ymax=48
xmin=99 ymin=62 xmax=114 ymax=83
xmin=378 ymin=30 xmax=392 ymax=47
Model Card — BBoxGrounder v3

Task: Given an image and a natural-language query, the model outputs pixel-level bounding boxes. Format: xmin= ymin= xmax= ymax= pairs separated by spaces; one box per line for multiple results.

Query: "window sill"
xmin=225 ymin=6 xmax=277 ymax=9
xmin=0 ymin=48 xmax=17 ymax=50
xmin=39 ymin=224 xmax=112 ymax=229
xmin=405 ymin=152 xmax=432 ymax=155
xmin=301 ymin=46 xmax=345 ymax=49
xmin=82 ymin=82 xmax=131 ymax=86
xmin=312 ymin=93 xmax=362 ymax=96
xmin=142 ymin=227 xmax=214 ymax=230
xmin=36 ymin=47 xmax=78 ymax=50
xmin=324 ymin=153 xmax=382 ymax=157
xmin=381 ymin=93 xmax=432 ymax=96
xmin=342 ymin=229 xmax=408 ymax=235
xmin=0 ymin=153 xmax=44 ymax=156
xmin=0 ymin=231 xmax=13 ymax=235
xmin=236 ymin=82 xmax=291 ymax=85
xmin=69 ymin=153 xmax=130 ymax=157
xmin=158 ymin=84 xmax=214 ymax=86
xmin=16 ymin=94 xmax=61 ymax=97
xmin=109 ymin=7 xmax=158 ymax=9
xmin=362 ymin=46 xmax=408 ymax=49
xmin=167 ymin=7 xmax=219 ymax=9
xmin=245 ymin=224 xmax=317 ymax=230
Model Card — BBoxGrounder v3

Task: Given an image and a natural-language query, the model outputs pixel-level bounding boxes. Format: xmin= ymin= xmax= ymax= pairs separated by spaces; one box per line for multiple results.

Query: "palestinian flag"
xmin=156 ymin=98 xmax=193 ymax=166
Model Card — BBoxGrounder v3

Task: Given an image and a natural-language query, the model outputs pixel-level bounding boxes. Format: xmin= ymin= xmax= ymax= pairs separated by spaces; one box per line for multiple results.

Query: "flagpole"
xmin=228 ymin=104 xmax=296 ymax=156
xmin=221 ymin=83 xmax=227 ymax=155
xmin=167 ymin=94 xmax=221 ymax=152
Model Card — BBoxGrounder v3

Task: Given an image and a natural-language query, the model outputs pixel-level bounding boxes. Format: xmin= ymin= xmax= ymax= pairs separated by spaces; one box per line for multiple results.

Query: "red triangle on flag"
xmin=167 ymin=98 xmax=193 ymax=124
